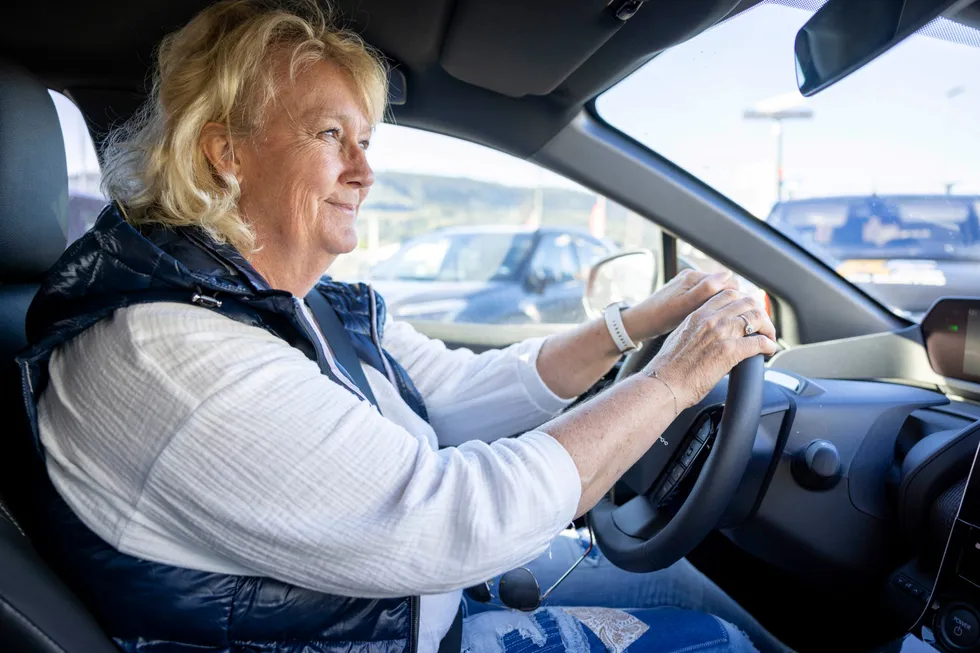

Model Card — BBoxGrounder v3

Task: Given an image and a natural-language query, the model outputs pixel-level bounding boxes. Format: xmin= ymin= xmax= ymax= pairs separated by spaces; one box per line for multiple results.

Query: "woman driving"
xmin=17 ymin=1 xmax=790 ymax=652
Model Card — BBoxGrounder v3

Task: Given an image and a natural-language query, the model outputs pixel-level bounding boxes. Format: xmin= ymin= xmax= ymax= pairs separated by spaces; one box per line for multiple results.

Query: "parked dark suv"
xmin=368 ymin=225 xmax=615 ymax=324
xmin=766 ymin=194 xmax=980 ymax=320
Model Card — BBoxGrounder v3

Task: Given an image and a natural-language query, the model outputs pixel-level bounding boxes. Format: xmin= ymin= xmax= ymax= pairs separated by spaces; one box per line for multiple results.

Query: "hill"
xmin=361 ymin=170 xmax=628 ymax=246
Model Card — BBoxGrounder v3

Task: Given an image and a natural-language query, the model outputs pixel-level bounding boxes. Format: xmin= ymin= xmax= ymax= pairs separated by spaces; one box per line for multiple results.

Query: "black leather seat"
xmin=0 ymin=58 xmax=121 ymax=653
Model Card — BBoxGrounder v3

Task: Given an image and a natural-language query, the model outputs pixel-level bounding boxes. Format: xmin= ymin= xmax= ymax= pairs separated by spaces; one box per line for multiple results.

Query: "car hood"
xmin=836 ymin=258 xmax=980 ymax=318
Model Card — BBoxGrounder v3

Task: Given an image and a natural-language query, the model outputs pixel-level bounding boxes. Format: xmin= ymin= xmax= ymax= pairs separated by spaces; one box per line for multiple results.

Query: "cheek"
xmin=239 ymin=145 xmax=292 ymax=204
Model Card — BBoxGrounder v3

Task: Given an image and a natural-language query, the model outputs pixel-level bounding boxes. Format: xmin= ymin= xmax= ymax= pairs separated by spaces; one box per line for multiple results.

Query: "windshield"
xmin=769 ymin=196 xmax=980 ymax=261
xmin=378 ymin=232 xmax=535 ymax=282
xmin=596 ymin=0 xmax=980 ymax=320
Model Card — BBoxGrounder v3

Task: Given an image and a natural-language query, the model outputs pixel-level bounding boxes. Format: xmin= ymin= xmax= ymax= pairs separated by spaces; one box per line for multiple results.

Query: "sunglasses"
xmin=466 ymin=516 xmax=595 ymax=612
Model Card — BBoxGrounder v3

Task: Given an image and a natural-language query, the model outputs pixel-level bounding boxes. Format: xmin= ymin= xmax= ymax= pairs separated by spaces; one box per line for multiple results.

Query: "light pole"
xmin=744 ymin=107 xmax=813 ymax=204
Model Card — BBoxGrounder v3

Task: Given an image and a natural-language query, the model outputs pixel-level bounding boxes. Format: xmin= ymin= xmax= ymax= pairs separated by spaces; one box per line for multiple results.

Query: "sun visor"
xmin=440 ymin=0 xmax=642 ymax=98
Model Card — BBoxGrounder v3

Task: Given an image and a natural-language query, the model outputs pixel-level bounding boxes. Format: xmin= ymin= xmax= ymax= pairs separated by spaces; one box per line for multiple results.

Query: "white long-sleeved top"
xmin=37 ymin=301 xmax=581 ymax=653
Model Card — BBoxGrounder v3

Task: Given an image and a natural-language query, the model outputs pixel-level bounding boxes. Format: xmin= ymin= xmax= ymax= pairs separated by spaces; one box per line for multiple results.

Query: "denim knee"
xmin=713 ymin=616 xmax=761 ymax=653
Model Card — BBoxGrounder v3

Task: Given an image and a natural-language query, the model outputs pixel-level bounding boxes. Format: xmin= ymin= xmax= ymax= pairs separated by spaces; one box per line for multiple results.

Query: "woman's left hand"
xmin=622 ymin=268 xmax=741 ymax=342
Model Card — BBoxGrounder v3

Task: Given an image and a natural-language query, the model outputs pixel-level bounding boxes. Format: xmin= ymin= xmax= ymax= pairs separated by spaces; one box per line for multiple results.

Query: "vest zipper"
xmin=294 ymin=297 xmax=366 ymax=401
xmin=410 ymin=595 xmax=420 ymax=653
xmin=368 ymin=286 xmax=398 ymax=387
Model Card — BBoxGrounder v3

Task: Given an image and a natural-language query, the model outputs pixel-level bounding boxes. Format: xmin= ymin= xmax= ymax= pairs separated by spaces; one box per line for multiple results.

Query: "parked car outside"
xmin=366 ymin=225 xmax=616 ymax=324
xmin=766 ymin=195 xmax=980 ymax=321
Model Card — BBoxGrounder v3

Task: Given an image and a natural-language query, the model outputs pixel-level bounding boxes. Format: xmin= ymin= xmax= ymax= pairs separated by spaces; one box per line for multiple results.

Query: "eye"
xmin=319 ymin=128 xmax=341 ymax=140
xmin=359 ymin=139 xmax=371 ymax=151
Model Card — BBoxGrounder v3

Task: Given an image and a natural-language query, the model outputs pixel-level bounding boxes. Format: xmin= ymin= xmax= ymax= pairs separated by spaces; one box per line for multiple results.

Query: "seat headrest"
xmin=0 ymin=60 xmax=68 ymax=281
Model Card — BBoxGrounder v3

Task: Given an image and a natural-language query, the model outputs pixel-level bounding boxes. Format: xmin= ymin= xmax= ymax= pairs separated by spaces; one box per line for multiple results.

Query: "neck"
xmin=247 ymin=242 xmax=337 ymax=297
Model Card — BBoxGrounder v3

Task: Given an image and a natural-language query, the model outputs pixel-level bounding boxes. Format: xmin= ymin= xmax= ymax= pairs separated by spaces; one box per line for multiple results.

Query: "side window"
xmin=50 ymin=91 xmax=105 ymax=245
xmin=330 ymin=123 xmax=665 ymax=332
xmin=390 ymin=237 xmax=451 ymax=280
xmin=574 ymin=237 xmax=611 ymax=280
xmin=530 ymin=234 xmax=579 ymax=284
xmin=341 ymin=125 xmax=767 ymax=339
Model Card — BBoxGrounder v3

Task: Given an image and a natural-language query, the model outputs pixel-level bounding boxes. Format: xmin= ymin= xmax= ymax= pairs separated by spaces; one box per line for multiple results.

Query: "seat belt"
xmin=305 ymin=291 xmax=462 ymax=652
xmin=303 ymin=290 xmax=380 ymax=409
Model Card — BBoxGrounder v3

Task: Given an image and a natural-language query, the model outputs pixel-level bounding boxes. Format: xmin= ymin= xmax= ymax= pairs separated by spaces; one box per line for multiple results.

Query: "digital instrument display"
xmin=921 ymin=299 xmax=980 ymax=385
xmin=965 ymin=309 xmax=980 ymax=379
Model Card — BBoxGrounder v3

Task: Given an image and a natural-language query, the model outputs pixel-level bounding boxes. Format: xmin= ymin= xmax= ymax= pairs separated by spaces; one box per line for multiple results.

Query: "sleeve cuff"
xmin=518 ymin=430 xmax=582 ymax=524
xmin=512 ymin=337 xmax=575 ymax=416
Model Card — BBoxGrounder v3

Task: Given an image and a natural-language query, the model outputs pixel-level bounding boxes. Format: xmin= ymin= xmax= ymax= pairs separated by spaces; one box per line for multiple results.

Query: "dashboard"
xmin=761 ymin=297 xmax=980 ymax=652
xmin=906 ymin=299 xmax=980 ymax=650
xmin=594 ymin=296 xmax=980 ymax=652
xmin=648 ymin=296 xmax=980 ymax=652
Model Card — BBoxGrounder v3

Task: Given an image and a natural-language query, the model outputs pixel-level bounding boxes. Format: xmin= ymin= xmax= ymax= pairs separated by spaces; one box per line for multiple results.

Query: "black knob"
xmin=938 ymin=603 xmax=980 ymax=650
xmin=791 ymin=439 xmax=841 ymax=491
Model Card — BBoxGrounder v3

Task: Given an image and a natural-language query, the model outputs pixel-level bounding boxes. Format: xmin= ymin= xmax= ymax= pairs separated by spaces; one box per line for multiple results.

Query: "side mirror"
xmin=794 ymin=0 xmax=970 ymax=96
xmin=527 ymin=267 xmax=556 ymax=294
xmin=584 ymin=249 xmax=656 ymax=318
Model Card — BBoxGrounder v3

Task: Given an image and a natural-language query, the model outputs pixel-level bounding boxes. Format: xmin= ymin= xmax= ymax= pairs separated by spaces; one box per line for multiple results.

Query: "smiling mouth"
xmin=327 ymin=201 xmax=357 ymax=216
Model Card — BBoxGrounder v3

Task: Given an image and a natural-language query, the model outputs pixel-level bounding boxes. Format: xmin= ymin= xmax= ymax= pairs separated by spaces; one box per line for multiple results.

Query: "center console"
xmin=912 ymin=421 xmax=980 ymax=651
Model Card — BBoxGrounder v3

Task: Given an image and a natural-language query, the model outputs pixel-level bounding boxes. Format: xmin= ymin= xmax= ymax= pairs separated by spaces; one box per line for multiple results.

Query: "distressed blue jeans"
xmin=461 ymin=528 xmax=794 ymax=653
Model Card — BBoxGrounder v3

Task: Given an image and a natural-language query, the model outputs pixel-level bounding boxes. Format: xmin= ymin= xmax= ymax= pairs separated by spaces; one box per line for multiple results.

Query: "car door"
xmin=573 ymin=235 xmax=616 ymax=279
xmin=525 ymin=232 xmax=587 ymax=323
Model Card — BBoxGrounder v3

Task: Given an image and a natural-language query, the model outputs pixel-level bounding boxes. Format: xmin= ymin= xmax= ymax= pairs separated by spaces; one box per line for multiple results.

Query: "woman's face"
xmin=236 ymin=58 xmax=375 ymax=262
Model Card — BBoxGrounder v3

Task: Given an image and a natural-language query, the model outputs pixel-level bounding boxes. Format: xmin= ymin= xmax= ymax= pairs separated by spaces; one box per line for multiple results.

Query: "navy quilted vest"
xmin=14 ymin=203 xmax=430 ymax=652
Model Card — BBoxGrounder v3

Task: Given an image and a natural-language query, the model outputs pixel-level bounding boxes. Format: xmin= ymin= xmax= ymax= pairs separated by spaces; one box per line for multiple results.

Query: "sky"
xmin=53 ymin=2 xmax=980 ymax=220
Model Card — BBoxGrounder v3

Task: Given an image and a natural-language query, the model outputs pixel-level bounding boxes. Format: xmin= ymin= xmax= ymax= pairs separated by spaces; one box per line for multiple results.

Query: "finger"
xmin=735 ymin=333 xmax=779 ymax=359
xmin=674 ymin=268 xmax=703 ymax=284
xmin=727 ymin=297 xmax=776 ymax=342
xmin=700 ymin=287 xmax=745 ymax=313
xmin=756 ymin=310 xmax=776 ymax=343
xmin=727 ymin=305 xmax=775 ymax=342
xmin=711 ymin=294 xmax=757 ymax=319
xmin=690 ymin=270 xmax=733 ymax=300
xmin=698 ymin=295 xmax=770 ymax=340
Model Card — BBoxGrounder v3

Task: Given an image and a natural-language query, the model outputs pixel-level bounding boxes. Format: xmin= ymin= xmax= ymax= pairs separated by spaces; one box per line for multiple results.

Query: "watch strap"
xmin=604 ymin=302 xmax=639 ymax=353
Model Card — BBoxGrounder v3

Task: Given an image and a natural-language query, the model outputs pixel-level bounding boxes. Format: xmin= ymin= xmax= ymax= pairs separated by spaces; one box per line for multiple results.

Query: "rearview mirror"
xmin=794 ymin=0 xmax=971 ymax=96
xmin=584 ymin=249 xmax=656 ymax=318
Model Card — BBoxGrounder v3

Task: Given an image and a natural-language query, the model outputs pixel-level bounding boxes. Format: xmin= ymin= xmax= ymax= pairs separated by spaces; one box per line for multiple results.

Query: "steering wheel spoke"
xmin=591 ymin=353 xmax=766 ymax=573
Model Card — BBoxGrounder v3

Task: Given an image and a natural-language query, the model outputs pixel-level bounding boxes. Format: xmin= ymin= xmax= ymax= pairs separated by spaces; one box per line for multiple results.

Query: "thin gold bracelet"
xmin=645 ymin=368 xmax=679 ymax=418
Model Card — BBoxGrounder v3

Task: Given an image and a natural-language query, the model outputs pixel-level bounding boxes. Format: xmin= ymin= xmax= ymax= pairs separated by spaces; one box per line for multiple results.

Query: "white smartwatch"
xmin=603 ymin=301 xmax=640 ymax=354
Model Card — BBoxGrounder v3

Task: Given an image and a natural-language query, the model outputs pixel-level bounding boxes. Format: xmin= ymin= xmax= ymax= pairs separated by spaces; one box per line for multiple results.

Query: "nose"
xmin=344 ymin=143 xmax=374 ymax=190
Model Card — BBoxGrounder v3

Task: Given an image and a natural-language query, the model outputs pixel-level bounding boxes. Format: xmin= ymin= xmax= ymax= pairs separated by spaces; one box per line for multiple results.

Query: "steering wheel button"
xmin=680 ymin=441 xmax=700 ymax=466
xmin=941 ymin=605 xmax=980 ymax=649
xmin=592 ymin=355 xmax=764 ymax=574
xmin=694 ymin=421 xmax=711 ymax=443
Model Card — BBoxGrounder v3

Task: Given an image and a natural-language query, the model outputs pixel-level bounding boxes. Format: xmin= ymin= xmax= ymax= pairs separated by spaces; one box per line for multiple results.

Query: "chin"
xmin=327 ymin=227 xmax=359 ymax=255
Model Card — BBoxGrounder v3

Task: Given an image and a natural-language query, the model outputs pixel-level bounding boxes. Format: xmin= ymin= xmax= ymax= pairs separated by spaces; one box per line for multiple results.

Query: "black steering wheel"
xmin=590 ymin=345 xmax=766 ymax=573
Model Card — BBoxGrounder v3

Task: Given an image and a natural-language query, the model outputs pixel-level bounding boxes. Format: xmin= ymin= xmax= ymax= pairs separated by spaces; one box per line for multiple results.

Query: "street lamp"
xmin=744 ymin=107 xmax=813 ymax=203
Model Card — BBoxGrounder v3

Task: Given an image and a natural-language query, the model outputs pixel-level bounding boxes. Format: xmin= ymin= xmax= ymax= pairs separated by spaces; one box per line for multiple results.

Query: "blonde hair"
xmin=101 ymin=0 xmax=388 ymax=253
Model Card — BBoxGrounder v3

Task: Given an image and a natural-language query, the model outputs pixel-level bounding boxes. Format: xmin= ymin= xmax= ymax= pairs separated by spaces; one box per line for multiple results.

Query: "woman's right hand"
xmin=645 ymin=289 xmax=778 ymax=411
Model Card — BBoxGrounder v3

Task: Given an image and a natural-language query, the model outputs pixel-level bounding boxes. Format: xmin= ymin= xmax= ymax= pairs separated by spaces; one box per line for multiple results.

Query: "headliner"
xmin=3 ymin=0 xmax=978 ymax=157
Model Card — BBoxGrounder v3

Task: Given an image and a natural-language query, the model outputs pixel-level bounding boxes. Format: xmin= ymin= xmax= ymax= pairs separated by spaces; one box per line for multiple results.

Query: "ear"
xmin=200 ymin=121 xmax=241 ymax=180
